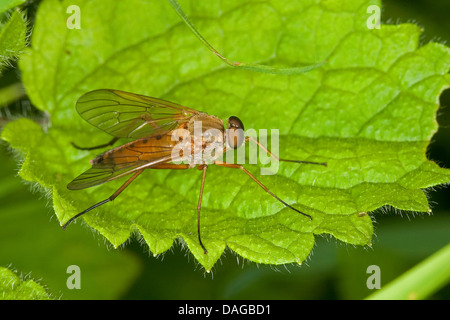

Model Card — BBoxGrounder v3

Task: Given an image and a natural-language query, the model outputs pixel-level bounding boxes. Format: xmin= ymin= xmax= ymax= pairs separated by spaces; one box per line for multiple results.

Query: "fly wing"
xmin=76 ymin=89 xmax=199 ymax=139
xmin=67 ymin=133 xmax=181 ymax=190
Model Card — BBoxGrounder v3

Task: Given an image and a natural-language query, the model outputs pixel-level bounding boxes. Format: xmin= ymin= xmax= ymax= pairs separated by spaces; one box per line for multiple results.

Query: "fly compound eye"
xmin=227 ymin=116 xmax=245 ymax=149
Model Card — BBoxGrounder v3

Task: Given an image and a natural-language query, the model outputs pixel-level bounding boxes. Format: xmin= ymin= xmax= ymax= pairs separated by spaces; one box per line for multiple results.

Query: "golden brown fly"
xmin=65 ymin=89 xmax=326 ymax=254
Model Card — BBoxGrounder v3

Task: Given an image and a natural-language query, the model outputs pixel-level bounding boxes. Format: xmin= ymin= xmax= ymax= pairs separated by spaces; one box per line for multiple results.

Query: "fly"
xmin=65 ymin=89 xmax=326 ymax=254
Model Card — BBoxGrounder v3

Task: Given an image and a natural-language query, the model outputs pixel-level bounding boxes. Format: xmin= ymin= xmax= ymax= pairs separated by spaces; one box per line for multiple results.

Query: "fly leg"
xmin=71 ymin=137 xmax=119 ymax=151
xmin=214 ymin=161 xmax=312 ymax=220
xmin=62 ymin=169 xmax=143 ymax=229
xmin=63 ymin=163 xmax=191 ymax=229
xmin=196 ymin=164 xmax=208 ymax=254
xmin=152 ymin=163 xmax=208 ymax=254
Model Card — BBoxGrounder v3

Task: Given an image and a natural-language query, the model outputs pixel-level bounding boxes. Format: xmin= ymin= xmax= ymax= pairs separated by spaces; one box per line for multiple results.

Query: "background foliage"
xmin=0 ymin=0 xmax=449 ymax=299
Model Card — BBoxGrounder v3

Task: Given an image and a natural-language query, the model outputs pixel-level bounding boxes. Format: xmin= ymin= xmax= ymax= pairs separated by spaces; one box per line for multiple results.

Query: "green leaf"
xmin=0 ymin=83 xmax=25 ymax=107
xmin=2 ymin=0 xmax=450 ymax=271
xmin=0 ymin=267 xmax=51 ymax=300
xmin=0 ymin=145 xmax=143 ymax=299
xmin=0 ymin=9 xmax=27 ymax=74
xmin=0 ymin=0 xmax=26 ymax=14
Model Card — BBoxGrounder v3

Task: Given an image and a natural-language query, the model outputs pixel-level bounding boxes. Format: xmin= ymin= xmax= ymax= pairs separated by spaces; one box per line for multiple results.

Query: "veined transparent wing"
xmin=76 ymin=89 xmax=199 ymax=139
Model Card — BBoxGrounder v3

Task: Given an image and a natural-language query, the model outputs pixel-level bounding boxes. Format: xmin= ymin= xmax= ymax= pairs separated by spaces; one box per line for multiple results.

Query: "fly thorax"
xmin=186 ymin=115 xmax=225 ymax=165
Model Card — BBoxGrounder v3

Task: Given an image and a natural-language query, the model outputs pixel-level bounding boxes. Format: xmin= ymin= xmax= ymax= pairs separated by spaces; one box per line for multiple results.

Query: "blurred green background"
xmin=0 ymin=0 xmax=449 ymax=299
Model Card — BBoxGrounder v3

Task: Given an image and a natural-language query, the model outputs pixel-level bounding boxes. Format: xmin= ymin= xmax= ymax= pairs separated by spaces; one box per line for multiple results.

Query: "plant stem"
xmin=366 ymin=243 xmax=450 ymax=300
xmin=167 ymin=0 xmax=325 ymax=75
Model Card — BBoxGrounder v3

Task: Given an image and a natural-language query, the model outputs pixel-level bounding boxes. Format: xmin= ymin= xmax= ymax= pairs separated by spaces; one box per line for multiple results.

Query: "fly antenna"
xmin=245 ymin=136 xmax=327 ymax=167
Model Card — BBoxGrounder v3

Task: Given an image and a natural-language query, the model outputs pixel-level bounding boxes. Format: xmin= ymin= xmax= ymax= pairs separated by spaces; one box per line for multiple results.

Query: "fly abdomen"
xmin=89 ymin=153 xmax=104 ymax=166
